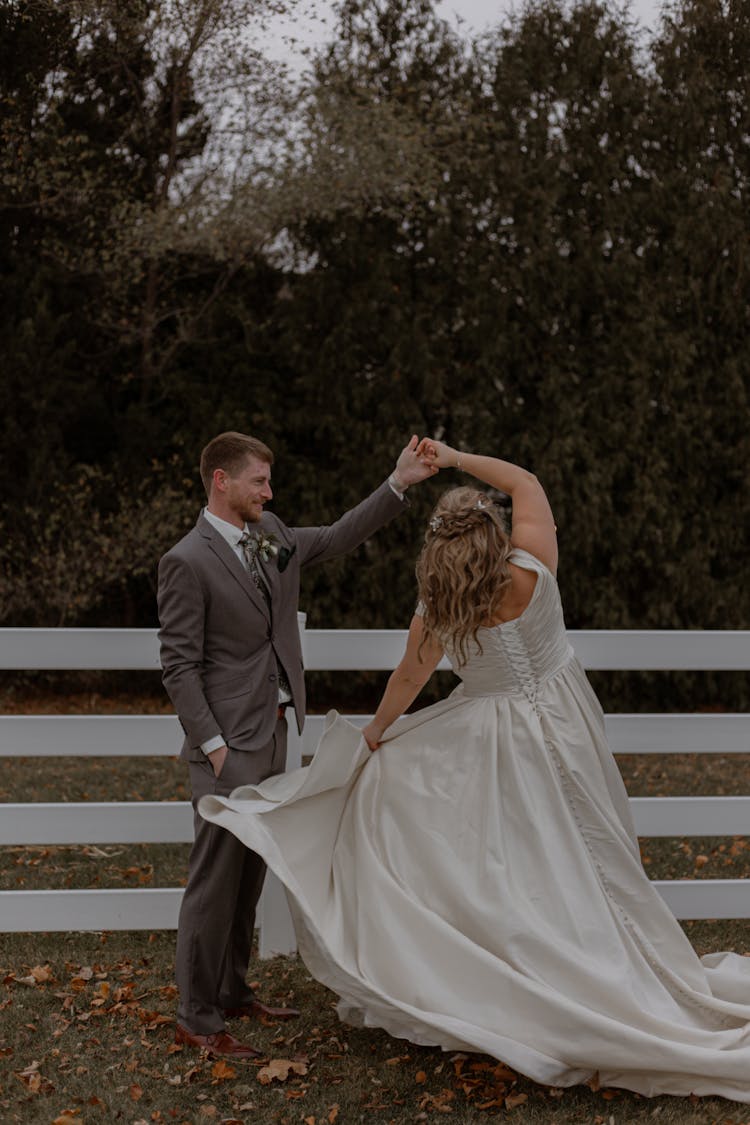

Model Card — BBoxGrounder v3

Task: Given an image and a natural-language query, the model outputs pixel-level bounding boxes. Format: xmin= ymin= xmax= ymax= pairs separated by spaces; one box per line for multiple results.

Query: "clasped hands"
xmin=392 ymin=435 xmax=454 ymax=490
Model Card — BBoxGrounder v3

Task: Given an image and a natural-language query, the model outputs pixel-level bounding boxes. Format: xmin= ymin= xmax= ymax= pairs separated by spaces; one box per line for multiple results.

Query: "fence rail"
xmin=2 ymin=627 xmax=750 ymax=670
xmin=1 ymin=626 xmax=749 ymax=949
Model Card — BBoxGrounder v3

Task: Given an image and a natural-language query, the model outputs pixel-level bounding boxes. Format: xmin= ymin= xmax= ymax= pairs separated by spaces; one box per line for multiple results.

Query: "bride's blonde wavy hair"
xmin=416 ymin=487 xmax=512 ymax=666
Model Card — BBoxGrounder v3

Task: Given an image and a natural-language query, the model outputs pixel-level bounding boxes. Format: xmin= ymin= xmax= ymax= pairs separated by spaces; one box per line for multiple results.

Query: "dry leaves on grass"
xmin=13 ymin=963 xmax=56 ymax=986
xmin=257 ymin=1057 xmax=309 ymax=1085
xmin=447 ymin=1052 xmax=526 ymax=1107
xmin=211 ymin=1059 xmax=237 ymax=1081
xmin=14 ymin=1059 xmax=54 ymax=1095
xmin=417 ymin=1087 xmax=456 ymax=1114
xmin=303 ymin=1106 xmax=339 ymax=1125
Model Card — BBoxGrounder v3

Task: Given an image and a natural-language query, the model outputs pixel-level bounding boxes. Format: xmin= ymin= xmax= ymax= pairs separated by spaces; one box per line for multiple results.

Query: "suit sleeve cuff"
xmin=387 ymin=473 xmax=406 ymax=500
xmin=201 ymin=734 xmax=226 ymax=756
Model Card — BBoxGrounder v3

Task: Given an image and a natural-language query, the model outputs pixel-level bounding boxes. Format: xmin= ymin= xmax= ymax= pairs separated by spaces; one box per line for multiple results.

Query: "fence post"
xmin=258 ymin=612 xmax=307 ymax=958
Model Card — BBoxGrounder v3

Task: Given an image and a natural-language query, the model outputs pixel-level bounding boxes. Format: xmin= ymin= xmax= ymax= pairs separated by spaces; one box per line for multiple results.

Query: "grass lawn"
xmin=1 ymin=925 xmax=750 ymax=1125
xmin=0 ymin=690 xmax=748 ymax=1124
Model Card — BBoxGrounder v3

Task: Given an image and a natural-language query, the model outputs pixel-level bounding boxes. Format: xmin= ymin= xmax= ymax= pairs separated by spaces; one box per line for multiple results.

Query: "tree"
xmin=0 ymin=0 xmax=298 ymax=498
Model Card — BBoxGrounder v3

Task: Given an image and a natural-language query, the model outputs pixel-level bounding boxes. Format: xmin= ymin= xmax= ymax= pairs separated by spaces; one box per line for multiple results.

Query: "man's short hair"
xmin=199 ymin=432 xmax=274 ymax=497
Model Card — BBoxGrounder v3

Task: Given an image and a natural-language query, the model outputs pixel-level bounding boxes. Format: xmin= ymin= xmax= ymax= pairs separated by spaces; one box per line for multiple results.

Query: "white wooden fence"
xmin=1 ymin=624 xmax=749 ymax=956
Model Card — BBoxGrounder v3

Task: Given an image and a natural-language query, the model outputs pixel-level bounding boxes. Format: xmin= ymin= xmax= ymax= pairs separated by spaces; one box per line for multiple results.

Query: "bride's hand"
xmin=416 ymin=438 xmax=458 ymax=469
xmin=362 ymin=722 xmax=383 ymax=752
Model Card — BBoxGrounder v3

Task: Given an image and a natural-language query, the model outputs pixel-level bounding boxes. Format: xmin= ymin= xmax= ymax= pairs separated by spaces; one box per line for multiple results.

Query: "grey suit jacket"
xmin=157 ymin=479 xmax=407 ymax=761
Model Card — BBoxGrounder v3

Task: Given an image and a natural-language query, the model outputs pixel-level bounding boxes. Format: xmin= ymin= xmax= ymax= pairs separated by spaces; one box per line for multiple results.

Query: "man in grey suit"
xmin=158 ymin=430 xmax=436 ymax=1058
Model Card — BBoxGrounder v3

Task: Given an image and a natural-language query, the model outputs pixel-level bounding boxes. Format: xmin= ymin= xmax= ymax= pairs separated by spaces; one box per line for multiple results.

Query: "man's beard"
xmin=237 ymin=502 xmax=262 ymax=524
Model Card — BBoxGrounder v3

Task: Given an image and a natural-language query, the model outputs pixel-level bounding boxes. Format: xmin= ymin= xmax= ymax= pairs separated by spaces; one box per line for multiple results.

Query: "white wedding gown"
xmin=200 ymin=549 xmax=750 ymax=1102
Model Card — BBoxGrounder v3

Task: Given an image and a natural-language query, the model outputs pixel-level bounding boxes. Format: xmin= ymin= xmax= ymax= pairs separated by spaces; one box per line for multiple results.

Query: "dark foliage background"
xmin=1 ymin=0 xmax=748 ymax=709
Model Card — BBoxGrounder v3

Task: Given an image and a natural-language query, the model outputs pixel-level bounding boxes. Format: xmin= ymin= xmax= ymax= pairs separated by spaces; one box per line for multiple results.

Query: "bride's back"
xmin=447 ymin=549 xmax=573 ymax=700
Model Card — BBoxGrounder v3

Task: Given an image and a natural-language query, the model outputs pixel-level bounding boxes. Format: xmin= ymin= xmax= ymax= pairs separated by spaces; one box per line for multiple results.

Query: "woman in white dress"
xmin=200 ymin=440 xmax=750 ymax=1103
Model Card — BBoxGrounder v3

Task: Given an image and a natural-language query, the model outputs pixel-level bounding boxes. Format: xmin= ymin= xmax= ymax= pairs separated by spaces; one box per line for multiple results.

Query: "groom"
xmin=157 ymin=430 xmax=436 ymax=1058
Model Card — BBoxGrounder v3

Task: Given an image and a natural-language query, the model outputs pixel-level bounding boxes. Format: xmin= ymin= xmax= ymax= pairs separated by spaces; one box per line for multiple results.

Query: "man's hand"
xmin=392 ymin=434 xmax=440 ymax=490
xmin=207 ymin=744 xmax=228 ymax=777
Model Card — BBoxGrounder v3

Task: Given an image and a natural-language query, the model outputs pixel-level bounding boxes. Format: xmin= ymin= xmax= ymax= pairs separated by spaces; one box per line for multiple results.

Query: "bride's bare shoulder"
xmin=489 ymin=562 xmax=538 ymax=624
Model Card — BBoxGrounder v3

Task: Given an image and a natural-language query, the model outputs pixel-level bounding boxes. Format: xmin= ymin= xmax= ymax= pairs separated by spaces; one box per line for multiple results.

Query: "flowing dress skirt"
xmin=200 ymin=663 xmax=750 ymax=1102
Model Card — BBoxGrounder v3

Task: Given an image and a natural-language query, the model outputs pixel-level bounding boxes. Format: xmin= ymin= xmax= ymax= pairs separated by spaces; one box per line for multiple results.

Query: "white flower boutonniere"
xmin=243 ymin=531 xmax=280 ymax=563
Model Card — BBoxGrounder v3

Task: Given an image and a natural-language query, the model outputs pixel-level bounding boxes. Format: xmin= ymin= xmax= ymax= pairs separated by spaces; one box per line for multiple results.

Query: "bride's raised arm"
xmin=417 ymin=439 xmax=558 ymax=575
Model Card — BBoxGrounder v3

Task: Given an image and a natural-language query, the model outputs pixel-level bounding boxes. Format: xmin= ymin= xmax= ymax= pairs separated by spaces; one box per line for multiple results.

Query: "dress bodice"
xmin=443 ymin=549 xmax=573 ymax=699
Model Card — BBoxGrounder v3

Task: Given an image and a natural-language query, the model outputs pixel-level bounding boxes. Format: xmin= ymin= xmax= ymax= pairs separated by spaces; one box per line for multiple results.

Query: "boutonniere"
xmin=243 ymin=531 xmax=280 ymax=563
xmin=277 ymin=544 xmax=297 ymax=573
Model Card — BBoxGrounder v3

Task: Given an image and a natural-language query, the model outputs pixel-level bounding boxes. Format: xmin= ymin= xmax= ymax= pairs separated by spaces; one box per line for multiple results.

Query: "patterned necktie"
xmin=238 ymin=531 xmax=271 ymax=609
xmin=238 ymin=531 xmax=291 ymax=700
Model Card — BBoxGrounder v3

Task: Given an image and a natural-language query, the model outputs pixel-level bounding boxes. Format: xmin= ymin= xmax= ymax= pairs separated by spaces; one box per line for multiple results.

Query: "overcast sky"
xmin=435 ymin=0 xmax=663 ymax=33
xmin=263 ymin=0 xmax=666 ymax=68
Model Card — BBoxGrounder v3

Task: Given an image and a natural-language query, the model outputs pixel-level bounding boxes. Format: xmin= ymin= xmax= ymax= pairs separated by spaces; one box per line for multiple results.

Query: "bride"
xmin=200 ymin=439 xmax=750 ymax=1103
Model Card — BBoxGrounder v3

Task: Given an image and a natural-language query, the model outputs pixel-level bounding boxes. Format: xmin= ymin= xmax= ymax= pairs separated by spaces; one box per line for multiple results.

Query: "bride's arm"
xmin=361 ymin=615 xmax=444 ymax=750
xmin=418 ymin=439 xmax=558 ymax=575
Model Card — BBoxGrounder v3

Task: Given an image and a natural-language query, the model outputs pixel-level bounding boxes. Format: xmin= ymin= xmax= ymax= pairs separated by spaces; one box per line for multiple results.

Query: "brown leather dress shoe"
xmin=174 ymin=1023 xmax=263 ymax=1058
xmin=224 ymin=999 xmax=300 ymax=1021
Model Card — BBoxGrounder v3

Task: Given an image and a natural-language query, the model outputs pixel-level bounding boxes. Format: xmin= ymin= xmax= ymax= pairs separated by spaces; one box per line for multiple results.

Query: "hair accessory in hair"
xmin=429 ymin=496 xmax=493 ymax=534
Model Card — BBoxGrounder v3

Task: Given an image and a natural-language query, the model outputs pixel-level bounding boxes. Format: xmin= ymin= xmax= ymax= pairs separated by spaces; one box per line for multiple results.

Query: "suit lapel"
xmin=197 ymin=514 xmax=271 ymax=621
xmin=257 ymin=516 xmax=282 ymax=611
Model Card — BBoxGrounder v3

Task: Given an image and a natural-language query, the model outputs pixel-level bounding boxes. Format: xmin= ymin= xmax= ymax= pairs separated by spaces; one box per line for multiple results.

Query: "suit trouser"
xmin=176 ymin=718 xmax=287 ymax=1034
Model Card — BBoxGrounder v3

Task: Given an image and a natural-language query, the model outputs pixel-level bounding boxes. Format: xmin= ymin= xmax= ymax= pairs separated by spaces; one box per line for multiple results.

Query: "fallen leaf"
xmin=418 ymin=1088 xmax=455 ymax=1113
xmin=415 ymin=1070 xmax=427 ymax=1084
xmin=138 ymin=1009 xmax=172 ymax=1030
xmin=257 ymin=1058 xmax=309 ymax=1085
xmin=505 ymin=1093 xmax=528 ymax=1109
xmin=304 ymin=1117 xmax=316 ymax=1125
xmin=14 ymin=1062 xmax=54 ymax=1096
xmin=211 ymin=1059 xmax=237 ymax=1081
xmin=129 ymin=1083 xmax=144 ymax=1101
xmin=17 ymin=964 xmax=55 ymax=987
xmin=328 ymin=1106 xmax=339 ymax=1124
xmin=492 ymin=1063 xmax=517 ymax=1081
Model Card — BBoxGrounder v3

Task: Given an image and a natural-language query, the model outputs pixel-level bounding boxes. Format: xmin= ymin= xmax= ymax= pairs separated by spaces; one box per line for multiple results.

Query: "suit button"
xmin=269 ymin=674 xmax=276 ymax=682
xmin=267 ymin=628 xmax=272 ymax=640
